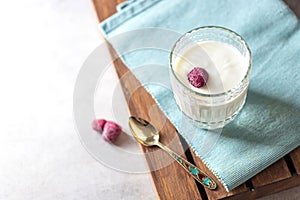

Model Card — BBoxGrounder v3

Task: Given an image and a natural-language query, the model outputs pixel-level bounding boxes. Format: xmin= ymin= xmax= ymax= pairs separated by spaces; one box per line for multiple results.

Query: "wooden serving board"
xmin=91 ymin=0 xmax=300 ymax=199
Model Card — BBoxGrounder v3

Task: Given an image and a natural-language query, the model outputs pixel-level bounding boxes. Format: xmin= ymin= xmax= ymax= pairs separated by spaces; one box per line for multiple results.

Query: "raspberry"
xmin=187 ymin=67 xmax=209 ymax=88
xmin=102 ymin=121 xmax=122 ymax=143
xmin=92 ymin=119 xmax=122 ymax=143
xmin=92 ymin=119 xmax=107 ymax=132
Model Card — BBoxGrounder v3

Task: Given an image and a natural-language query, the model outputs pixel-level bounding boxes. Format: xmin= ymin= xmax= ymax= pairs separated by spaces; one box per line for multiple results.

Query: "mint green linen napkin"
xmin=99 ymin=0 xmax=300 ymax=191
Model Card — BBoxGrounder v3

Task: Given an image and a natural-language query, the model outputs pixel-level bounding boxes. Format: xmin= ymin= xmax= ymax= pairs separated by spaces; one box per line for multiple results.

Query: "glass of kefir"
xmin=170 ymin=26 xmax=252 ymax=129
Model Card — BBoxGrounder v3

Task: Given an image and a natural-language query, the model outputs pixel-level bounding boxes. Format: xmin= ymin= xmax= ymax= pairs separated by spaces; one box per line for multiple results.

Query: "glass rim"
xmin=169 ymin=26 xmax=252 ymax=97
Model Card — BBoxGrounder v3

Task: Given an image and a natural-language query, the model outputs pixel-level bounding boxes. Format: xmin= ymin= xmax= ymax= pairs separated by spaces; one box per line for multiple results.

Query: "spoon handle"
xmin=157 ymin=142 xmax=217 ymax=190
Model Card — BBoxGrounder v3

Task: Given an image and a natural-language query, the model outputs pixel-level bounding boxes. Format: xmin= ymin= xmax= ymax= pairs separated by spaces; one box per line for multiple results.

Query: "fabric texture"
xmin=99 ymin=0 xmax=300 ymax=191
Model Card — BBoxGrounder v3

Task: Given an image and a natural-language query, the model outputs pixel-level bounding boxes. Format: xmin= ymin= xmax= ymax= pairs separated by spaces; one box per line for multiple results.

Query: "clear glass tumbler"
xmin=169 ymin=26 xmax=252 ymax=129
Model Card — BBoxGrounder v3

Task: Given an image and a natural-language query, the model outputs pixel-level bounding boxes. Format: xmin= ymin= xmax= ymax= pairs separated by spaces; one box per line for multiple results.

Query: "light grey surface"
xmin=0 ymin=0 xmax=298 ymax=199
xmin=0 ymin=0 xmax=155 ymax=199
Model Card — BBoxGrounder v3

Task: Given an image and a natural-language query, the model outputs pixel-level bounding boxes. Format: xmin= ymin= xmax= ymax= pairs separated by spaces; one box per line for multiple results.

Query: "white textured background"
xmin=0 ymin=0 xmax=298 ymax=199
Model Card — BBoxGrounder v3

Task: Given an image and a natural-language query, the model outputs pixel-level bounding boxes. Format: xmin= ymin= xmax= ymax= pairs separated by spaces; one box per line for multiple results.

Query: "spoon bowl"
xmin=128 ymin=116 xmax=159 ymax=146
